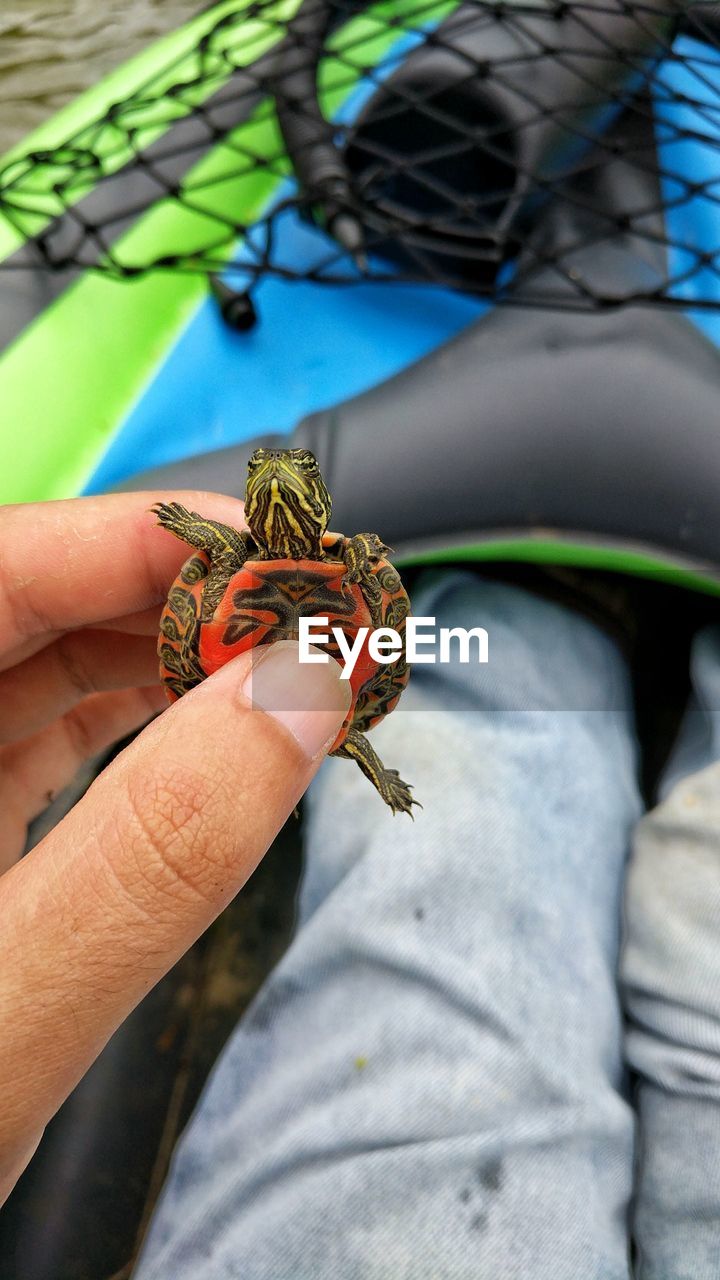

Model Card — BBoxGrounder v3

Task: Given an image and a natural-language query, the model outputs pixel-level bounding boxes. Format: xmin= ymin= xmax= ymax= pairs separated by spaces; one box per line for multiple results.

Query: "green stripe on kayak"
xmin=0 ymin=0 xmax=456 ymax=506
xmin=0 ymin=0 xmax=299 ymax=264
xmin=398 ymin=538 xmax=720 ymax=597
xmin=0 ymin=109 xmax=283 ymax=506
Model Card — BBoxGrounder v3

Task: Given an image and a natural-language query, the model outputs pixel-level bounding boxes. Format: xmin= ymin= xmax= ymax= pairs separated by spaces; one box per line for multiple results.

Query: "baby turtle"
xmin=153 ymin=447 xmax=416 ymax=814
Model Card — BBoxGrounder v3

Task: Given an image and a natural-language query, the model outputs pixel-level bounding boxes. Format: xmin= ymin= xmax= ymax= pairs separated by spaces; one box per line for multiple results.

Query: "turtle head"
xmin=245 ymin=448 xmax=331 ymax=559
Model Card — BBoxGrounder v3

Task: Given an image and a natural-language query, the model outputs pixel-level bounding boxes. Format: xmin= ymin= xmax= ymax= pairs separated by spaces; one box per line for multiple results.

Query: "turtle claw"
xmin=334 ymin=728 xmax=418 ymax=815
xmin=379 ymin=769 xmax=421 ymax=817
xmin=151 ymin=500 xmax=198 ymax=544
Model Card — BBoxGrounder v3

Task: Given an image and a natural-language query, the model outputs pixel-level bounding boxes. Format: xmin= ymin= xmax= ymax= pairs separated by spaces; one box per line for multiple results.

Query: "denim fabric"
xmin=134 ymin=575 xmax=719 ymax=1279
xmin=621 ymin=626 xmax=720 ymax=1280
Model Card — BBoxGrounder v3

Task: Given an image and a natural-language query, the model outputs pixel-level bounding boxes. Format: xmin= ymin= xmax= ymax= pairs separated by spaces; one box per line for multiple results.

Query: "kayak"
xmin=0 ymin=0 xmax=483 ymax=506
xmin=1 ymin=1 xmax=719 ymax=599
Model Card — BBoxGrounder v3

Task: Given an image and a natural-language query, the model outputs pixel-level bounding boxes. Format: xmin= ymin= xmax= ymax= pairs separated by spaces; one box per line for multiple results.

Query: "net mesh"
xmin=1 ymin=0 xmax=719 ymax=313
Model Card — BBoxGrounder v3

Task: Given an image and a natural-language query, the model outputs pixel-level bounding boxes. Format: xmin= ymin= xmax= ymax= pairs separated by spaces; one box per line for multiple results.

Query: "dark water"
xmin=0 ymin=1 xmax=200 ymax=155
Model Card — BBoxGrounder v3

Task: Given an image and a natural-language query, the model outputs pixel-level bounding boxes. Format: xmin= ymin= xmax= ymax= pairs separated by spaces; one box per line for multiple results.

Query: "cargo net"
xmin=1 ymin=0 xmax=720 ymax=315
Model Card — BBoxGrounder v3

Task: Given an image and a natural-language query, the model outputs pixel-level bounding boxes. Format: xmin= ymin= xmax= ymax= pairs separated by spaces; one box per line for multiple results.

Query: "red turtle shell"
xmin=158 ymin=545 xmax=410 ymax=751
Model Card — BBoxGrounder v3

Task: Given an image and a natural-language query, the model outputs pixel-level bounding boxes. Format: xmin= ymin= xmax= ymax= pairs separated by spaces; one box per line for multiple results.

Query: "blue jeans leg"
xmin=135 ymin=573 xmax=642 ymax=1280
xmin=621 ymin=624 xmax=720 ymax=1280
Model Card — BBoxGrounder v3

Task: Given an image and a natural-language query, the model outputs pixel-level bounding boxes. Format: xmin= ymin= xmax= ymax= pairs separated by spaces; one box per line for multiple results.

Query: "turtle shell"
xmin=158 ymin=548 xmax=410 ymax=751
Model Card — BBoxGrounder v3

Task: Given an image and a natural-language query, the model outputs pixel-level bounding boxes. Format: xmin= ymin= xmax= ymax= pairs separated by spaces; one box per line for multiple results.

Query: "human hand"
xmin=0 ymin=492 xmax=350 ymax=1203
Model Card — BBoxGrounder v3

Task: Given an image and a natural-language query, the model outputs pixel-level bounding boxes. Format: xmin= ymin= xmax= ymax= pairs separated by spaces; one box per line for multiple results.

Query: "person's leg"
xmin=621 ymin=625 xmax=720 ymax=1279
xmin=136 ymin=573 xmax=642 ymax=1280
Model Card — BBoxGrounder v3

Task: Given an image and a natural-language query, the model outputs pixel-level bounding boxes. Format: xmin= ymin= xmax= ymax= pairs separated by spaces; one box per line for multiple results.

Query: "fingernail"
xmin=240 ymin=640 xmax=352 ymax=759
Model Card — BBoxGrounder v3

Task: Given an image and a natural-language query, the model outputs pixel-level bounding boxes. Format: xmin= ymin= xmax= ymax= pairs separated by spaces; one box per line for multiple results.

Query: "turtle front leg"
xmin=152 ymin=501 xmax=254 ymax=619
xmin=342 ymin=532 xmax=390 ymax=629
xmin=333 ymin=726 xmax=418 ymax=816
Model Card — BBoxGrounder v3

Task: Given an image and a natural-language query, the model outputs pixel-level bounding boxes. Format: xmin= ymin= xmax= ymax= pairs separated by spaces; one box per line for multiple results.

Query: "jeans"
xmin=134 ymin=573 xmax=720 ymax=1279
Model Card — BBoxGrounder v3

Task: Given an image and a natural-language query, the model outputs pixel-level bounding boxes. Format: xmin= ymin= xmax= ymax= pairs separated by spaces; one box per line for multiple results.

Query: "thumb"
xmin=0 ymin=641 xmax=350 ymax=1189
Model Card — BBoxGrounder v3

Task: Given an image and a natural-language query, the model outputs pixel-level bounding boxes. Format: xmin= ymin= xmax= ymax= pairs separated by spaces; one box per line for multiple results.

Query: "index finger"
xmin=0 ymin=491 xmax=246 ymax=659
